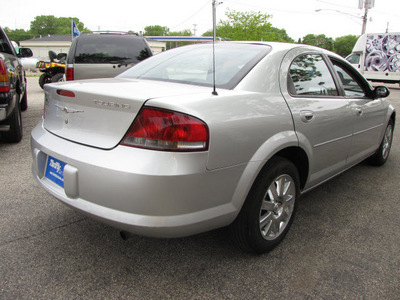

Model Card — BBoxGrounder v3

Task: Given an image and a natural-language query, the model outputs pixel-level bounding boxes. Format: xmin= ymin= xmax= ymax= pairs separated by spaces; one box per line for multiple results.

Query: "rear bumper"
xmin=31 ymin=121 xmax=245 ymax=238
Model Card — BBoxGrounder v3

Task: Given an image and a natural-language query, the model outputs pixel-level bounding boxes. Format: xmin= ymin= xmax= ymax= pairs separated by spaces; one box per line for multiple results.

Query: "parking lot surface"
xmin=1 ymin=77 xmax=399 ymax=299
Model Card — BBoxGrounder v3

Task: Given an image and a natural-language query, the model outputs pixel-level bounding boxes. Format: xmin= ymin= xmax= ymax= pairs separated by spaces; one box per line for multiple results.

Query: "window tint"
xmin=333 ymin=64 xmax=366 ymax=97
xmin=0 ymin=31 xmax=12 ymax=54
xmin=74 ymin=36 xmax=151 ymax=64
xmin=289 ymin=54 xmax=338 ymax=96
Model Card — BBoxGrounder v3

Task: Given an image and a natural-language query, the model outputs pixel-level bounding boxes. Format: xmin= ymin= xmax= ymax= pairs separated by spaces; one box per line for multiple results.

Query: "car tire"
xmin=368 ymin=120 xmax=394 ymax=166
xmin=52 ymin=73 xmax=64 ymax=83
xmin=39 ymin=74 xmax=52 ymax=89
xmin=230 ymin=157 xmax=300 ymax=254
xmin=2 ymin=96 xmax=22 ymax=143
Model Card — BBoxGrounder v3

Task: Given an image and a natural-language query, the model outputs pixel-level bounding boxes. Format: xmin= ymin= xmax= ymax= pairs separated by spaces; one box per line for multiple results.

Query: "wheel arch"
xmin=14 ymin=77 xmax=22 ymax=96
xmin=273 ymin=147 xmax=309 ymax=190
xmin=229 ymin=148 xmax=307 ymax=253
xmin=390 ymin=111 xmax=396 ymax=128
xmin=230 ymin=142 xmax=309 ymax=220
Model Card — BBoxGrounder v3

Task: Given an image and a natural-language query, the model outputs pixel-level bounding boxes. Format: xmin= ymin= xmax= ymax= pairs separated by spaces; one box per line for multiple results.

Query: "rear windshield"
xmin=119 ymin=43 xmax=271 ymax=89
xmin=73 ymin=35 xmax=152 ymax=64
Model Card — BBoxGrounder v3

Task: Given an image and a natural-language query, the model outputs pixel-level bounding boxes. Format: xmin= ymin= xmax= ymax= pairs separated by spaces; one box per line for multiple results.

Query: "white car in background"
xmin=11 ymin=41 xmax=38 ymax=72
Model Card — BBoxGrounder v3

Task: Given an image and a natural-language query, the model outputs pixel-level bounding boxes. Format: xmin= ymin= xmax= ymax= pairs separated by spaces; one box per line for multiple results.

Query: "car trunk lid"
xmin=43 ymin=78 xmax=208 ymax=149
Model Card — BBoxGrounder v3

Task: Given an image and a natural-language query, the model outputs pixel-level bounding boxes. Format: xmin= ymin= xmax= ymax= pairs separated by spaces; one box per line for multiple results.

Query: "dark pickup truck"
xmin=0 ymin=26 xmax=33 ymax=142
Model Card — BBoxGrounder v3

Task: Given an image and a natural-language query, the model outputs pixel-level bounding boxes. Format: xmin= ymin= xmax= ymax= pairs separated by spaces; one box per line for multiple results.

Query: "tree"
xmin=302 ymin=34 xmax=334 ymax=51
xmin=144 ymin=26 xmax=192 ymax=49
xmin=30 ymin=15 xmax=86 ymax=36
xmin=166 ymin=29 xmax=193 ymax=49
xmin=334 ymin=35 xmax=358 ymax=57
xmin=168 ymin=29 xmax=192 ymax=37
xmin=4 ymin=28 xmax=33 ymax=42
xmin=209 ymin=9 xmax=293 ymax=42
xmin=144 ymin=25 xmax=169 ymax=36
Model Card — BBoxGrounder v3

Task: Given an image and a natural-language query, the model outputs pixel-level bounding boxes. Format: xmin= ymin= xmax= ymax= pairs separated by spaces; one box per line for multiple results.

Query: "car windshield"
xmin=119 ymin=43 xmax=271 ymax=89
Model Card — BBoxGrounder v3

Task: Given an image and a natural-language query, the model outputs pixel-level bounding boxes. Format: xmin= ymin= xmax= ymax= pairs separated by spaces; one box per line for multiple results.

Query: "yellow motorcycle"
xmin=36 ymin=51 xmax=66 ymax=89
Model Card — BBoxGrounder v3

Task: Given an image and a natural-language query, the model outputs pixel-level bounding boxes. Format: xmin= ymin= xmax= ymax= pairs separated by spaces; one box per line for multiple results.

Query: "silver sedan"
xmin=31 ymin=42 xmax=395 ymax=254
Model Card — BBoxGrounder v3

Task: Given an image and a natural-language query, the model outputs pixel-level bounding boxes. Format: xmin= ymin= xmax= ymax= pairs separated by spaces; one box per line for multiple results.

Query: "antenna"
xmin=212 ymin=1 xmax=222 ymax=96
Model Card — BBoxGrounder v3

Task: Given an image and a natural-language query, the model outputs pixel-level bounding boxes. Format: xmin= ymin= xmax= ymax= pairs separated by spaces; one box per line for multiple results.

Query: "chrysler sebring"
xmin=31 ymin=42 xmax=395 ymax=253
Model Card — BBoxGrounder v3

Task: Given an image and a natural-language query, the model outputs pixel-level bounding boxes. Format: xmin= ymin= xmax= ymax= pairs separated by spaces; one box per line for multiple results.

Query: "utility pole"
xmin=360 ymin=0 xmax=375 ymax=35
xmin=361 ymin=0 xmax=369 ymax=35
xmin=193 ymin=24 xmax=197 ymax=36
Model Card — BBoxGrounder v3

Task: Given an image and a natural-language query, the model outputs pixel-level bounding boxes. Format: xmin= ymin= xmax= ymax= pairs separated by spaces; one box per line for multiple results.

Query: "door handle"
xmin=300 ymin=111 xmax=314 ymax=123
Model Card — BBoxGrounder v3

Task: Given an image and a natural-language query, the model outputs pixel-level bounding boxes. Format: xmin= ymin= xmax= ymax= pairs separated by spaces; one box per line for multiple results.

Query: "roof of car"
xmin=75 ymin=34 xmax=145 ymax=41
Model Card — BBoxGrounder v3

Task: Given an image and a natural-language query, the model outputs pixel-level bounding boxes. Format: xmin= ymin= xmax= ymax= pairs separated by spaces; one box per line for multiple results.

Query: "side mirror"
xmin=18 ymin=48 xmax=33 ymax=58
xmin=56 ymin=53 xmax=67 ymax=60
xmin=372 ymin=86 xmax=390 ymax=99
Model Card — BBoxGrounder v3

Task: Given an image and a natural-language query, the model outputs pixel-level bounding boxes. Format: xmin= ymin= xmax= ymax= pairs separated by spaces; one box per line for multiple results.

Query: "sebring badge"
xmin=55 ymin=104 xmax=84 ymax=114
xmin=93 ymin=99 xmax=131 ymax=109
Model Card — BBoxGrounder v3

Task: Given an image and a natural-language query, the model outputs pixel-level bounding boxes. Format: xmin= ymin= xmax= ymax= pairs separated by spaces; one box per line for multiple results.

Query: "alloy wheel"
xmin=259 ymin=174 xmax=296 ymax=240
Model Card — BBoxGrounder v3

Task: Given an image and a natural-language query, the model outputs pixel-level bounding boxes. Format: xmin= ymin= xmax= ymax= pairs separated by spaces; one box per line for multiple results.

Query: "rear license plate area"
xmin=45 ymin=156 xmax=66 ymax=188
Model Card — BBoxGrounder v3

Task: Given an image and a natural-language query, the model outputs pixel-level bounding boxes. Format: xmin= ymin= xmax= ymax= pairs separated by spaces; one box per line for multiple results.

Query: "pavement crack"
xmin=0 ymin=217 xmax=87 ymax=247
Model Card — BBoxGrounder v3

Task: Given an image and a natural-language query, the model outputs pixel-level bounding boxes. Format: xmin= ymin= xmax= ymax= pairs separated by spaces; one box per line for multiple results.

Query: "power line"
xmin=225 ymin=0 xmax=313 ymax=14
xmin=170 ymin=0 xmax=211 ymax=31
xmin=316 ymin=0 xmax=357 ymax=10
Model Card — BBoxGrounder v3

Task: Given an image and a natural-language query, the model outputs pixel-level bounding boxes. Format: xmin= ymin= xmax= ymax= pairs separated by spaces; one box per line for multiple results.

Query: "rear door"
xmin=280 ymin=48 xmax=353 ymax=189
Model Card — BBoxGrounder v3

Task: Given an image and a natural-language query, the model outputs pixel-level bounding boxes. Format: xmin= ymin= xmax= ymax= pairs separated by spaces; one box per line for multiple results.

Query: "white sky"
xmin=1 ymin=0 xmax=400 ymax=40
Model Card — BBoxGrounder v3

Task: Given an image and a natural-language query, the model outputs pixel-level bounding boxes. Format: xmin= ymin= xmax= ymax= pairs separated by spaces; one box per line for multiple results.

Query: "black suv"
xmin=0 ymin=26 xmax=33 ymax=142
xmin=66 ymin=32 xmax=152 ymax=81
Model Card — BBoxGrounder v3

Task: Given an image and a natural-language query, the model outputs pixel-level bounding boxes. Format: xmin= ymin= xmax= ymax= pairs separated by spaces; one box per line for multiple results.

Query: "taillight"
xmin=0 ymin=60 xmax=10 ymax=93
xmin=56 ymin=89 xmax=75 ymax=97
xmin=122 ymin=107 xmax=209 ymax=152
xmin=66 ymin=64 xmax=74 ymax=81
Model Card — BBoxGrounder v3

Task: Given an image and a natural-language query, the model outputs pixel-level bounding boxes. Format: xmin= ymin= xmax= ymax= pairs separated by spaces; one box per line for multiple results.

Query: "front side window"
xmin=333 ymin=63 xmax=366 ymax=97
xmin=289 ymin=54 xmax=338 ymax=96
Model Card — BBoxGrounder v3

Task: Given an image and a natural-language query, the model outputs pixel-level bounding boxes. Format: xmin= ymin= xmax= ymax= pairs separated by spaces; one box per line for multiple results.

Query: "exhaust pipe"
xmin=120 ymin=231 xmax=134 ymax=240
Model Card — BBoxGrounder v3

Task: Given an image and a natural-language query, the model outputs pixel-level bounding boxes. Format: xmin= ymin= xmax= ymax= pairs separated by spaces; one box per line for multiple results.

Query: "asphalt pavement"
xmin=1 ymin=76 xmax=399 ymax=299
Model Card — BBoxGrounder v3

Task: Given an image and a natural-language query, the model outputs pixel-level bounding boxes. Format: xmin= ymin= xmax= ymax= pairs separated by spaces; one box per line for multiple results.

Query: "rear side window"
xmin=73 ymin=36 xmax=151 ymax=64
xmin=289 ymin=54 xmax=338 ymax=96
xmin=0 ymin=31 xmax=13 ymax=55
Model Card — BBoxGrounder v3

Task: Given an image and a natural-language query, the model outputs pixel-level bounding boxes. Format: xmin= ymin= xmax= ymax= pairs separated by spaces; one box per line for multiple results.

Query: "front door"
xmin=330 ymin=59 xmax=386 ymax=165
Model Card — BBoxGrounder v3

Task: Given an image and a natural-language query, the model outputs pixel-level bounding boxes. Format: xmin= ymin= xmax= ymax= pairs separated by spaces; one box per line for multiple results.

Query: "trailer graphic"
xmin=346 ymin=33 xmax=400 ymax=84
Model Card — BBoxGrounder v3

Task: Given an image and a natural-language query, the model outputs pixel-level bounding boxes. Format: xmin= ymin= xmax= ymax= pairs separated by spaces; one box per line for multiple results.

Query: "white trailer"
xmin=346 ymin=33 xmax=400 ymax=84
